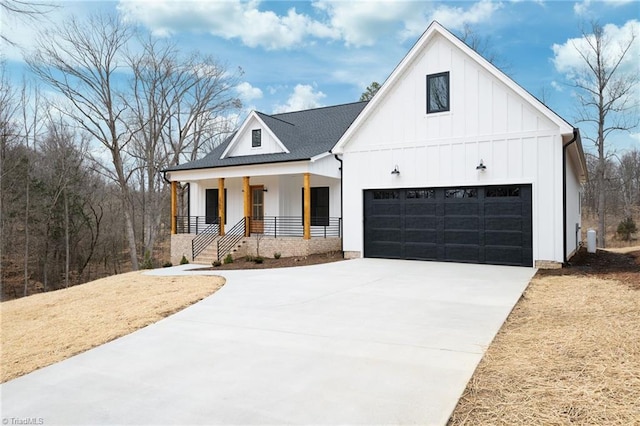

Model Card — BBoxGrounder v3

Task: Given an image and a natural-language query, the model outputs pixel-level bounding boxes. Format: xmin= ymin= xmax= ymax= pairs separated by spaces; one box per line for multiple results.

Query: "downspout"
xmin=334 ymin=154 xmax=344 ymax=256
xmin=562 ymin=128 xmax=579 ymax=265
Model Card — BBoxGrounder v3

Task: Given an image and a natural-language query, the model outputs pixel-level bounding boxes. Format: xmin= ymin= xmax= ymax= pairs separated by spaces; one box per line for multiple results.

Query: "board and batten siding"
xmin=341 ymin=33 xmax=568 ymax=264
xmin=225 ymin=116 xmax=286 ymax=157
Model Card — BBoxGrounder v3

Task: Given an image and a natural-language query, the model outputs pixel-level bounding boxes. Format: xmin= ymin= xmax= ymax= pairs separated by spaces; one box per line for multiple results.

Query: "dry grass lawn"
xmin=449 ymin=248 xmax=640 ymax=425
xmin=1 ymin=271 xmax=224 ymax=383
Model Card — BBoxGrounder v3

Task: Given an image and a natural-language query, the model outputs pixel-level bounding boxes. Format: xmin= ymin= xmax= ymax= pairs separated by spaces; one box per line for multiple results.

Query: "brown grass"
xmin=448 ymin=274 xmax=640 ymax=425
xmin=1 ymin=271 xmax=224 ymax=383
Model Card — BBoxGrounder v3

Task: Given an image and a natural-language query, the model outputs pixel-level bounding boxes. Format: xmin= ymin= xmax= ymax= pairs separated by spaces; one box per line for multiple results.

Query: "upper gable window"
xmin=426 ymin=72 xmax=450 ymax=114
xmin=251 ymin=129 xmax=261 ymax=148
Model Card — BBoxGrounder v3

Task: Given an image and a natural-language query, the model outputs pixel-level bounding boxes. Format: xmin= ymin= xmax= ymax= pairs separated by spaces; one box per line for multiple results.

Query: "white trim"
xmin=220 ymin=111 xmax=290 ymax=159
xmin=333 ymin=21 xmax=575 ymax=154
xmin=310 ymin=152 xmax=332 ymax=162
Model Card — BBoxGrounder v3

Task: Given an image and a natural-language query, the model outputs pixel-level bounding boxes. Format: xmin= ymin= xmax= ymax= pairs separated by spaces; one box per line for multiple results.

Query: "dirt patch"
xmin=199 ymin=251 xmax=346 ymax=270
xmin=448 ymin=247 xmax=640 ymax=425
xmin=537 ymin=246 xmax=640 ymax=289
xmin=1 ymin=272 xmax=224 ymax=383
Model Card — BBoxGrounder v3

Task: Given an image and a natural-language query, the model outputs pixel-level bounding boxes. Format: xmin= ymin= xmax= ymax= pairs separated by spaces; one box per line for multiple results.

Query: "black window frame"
xmin=301 ymin=186 xmax=330 ymax=227
xmin=205 ymin=188 xmax=227 ymax=225
xmin=251 ymin=129 xmax=261 ymax=148
xmin=426 ymin=71 xmax=450 ymax=114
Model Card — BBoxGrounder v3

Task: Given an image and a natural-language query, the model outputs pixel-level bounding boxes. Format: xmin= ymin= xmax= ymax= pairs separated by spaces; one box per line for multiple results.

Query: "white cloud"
xmin=552 ymin=20 xmax=640 ymax=78
xmin=429 ymin=0 xmax=503 ymax=32
xmin=272 ymin=84 xmax=326 ymax=113
xmin=236 ymin=82 xmax=263 ymax=102
xmin=550 ymin=81 xmax=564 ymax=92
xmin=118 ymin=0 xmax=339 ymax=50
xmin=574 ymin=0 xmax=635 ymax=16
xmin=313 ymin=1 xmax=427 ymax=46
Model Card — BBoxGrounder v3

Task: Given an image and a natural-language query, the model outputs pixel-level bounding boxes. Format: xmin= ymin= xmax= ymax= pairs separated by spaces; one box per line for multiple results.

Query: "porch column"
xmin=303 ymin=172 xmax=311 ymax=240
xmin=243 ymin=176 xmax=251 ymax=237
xmin=218 ymin=177 xmax=225 ymax=236
xmin=170 ymin=181 xmax=177 ymax=235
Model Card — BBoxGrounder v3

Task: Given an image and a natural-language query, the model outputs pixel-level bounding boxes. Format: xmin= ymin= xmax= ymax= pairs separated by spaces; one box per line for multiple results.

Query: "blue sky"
xmin=2 ymin=0 xmax=639 ymax=153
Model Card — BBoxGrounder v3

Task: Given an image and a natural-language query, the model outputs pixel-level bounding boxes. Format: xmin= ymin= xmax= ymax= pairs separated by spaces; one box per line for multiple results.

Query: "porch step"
xmin=193 ymin=245 xmax=218 ymax=265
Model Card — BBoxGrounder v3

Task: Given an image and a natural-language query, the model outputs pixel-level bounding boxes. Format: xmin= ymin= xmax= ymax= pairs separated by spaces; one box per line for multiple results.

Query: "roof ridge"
xmin=256 ymin=111 xmax=295 ymax=126
xmin=271 ymin=100 xmax=368 ymax=117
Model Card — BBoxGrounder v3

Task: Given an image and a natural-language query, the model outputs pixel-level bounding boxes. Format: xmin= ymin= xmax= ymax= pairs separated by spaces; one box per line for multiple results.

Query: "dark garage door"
xmin=363 ymin=185 xmax=532 ymax=267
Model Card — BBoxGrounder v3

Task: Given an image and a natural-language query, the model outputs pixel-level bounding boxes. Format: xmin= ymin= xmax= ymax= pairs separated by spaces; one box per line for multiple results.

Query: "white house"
xmin=166 ymin=21 xmax=587 ymax=268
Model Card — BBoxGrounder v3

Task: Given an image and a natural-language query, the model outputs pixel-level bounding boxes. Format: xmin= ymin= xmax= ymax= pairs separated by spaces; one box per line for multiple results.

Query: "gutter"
xmin=562 ymin=128 xmax=579 ymax=265
xmin=334 ymin=154 xmax=344 ymax=256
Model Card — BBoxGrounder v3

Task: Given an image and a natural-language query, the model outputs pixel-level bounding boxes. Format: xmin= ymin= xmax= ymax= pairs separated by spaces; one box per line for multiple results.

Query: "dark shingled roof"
xmin=167 ymin=101 xmax=368 ymax=171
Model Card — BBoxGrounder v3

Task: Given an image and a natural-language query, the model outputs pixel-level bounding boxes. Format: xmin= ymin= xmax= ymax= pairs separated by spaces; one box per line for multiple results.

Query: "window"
xmin=205 ymin=189 xmax=227 ymax=224
xmin=426 ymin=72 xmax=450 ymax=113
xmin=373 ymin=190 xmax=400 ymax=200
xmin=406 ymin=189 xmax=435 ymax=199
xmin=445 ymin=188 xmax=477 ymax=199
xmin=252 ymin=129 xmax=261 ymax=147
xmin=486 ymin=186 xmax=520 ymax=197
xmin=301 ymin=187 xmax=330 ymax=226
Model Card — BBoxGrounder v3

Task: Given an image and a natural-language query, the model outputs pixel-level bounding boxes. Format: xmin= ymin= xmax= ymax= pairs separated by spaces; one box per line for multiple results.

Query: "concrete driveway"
xmin=1 ymin=259 xmax=535 ymax=425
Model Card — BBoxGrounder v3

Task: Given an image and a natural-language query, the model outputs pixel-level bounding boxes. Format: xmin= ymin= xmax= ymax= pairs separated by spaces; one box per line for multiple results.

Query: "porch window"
xmin=252 ymin=129 xmax=261 ymax=147
xmin=426 ymin=72 xmax=449 ymax=113
xmin=301 ymin=186 xmax=329 ymax=226
xmin=205 ymin=188 xmax=227 ymax=224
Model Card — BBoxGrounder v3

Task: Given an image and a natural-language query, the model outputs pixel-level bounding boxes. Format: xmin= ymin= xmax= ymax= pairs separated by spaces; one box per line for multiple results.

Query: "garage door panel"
xmin=485 ymin=231 xmax=522 ymax=246
xmin=405 ymin=230 xmax=437 ymax=243
xmin=485 ymin=247 xmax=524 ymax=266
xmin=370 ymin=203 xmax=402 ymax=215
xmin=445 ymin=216 xmax=479 ymax=230
xmin=405 ymin=216 xmax=437 ymax=230
xmin=367 ymin=217 xmax=402 ymax=229
xmin=485 ymin=217 xmax=522 ymax=231
xmin=404 ymin=243 xmax=438 ymax=260
xmin=445 ymin=230 xmax=480 ymax=244
xmin=445 ymin=203 xmax=479 ymax=215
xmin=485 ymin=203 xmax=522 ymax=216
xmin=445 ymin=245 xmax=480 ymax=262
xmin=363 ymin=185 xmax=532 ymax=266
xmin=370 ymin=229 xmax=402 ymax=242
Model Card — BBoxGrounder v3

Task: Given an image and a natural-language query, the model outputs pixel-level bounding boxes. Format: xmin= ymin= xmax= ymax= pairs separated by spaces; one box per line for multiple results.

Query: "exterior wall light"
xmin=391 ymin=165 xmax=400 ymax=175
xmin=476 ymin=160 xmax=487 ymax=171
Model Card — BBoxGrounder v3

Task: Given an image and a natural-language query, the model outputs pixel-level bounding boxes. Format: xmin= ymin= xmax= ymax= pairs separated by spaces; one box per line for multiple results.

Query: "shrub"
xmin=245 ymin=255 xmax=254 ymax=262
xmin=180 ymin=255 xmax=189 ymax=265
xmin=617 ymin=217 xmax=638 ymax=241
xmin=274 ymin=252 xmax=281 ymax=259
xmin=224 ymin=253 xmax=234 ymax=264
xmin=254 ymin=256 xmax=264 ymax=264
xmin=162 ymin=261 xmax=173 ymax=268
xmin=212 ymin=260 xmax=222 ymax=267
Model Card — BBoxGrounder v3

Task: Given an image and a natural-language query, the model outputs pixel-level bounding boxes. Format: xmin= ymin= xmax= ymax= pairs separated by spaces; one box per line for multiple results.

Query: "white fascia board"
xmin=333 ymin=21 xmax=575 ymax=153
xmin=166 ymin=160 xmax=312 ymax=182
xmin=220 ymin=111 xmax=289 ymax=159
xmin=310 ymin=152 xmax=332 ymax=162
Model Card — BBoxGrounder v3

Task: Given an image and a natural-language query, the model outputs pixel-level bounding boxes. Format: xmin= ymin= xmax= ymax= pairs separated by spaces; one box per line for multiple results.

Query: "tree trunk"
xmin=123 ymin=202 xmax=139 ymax=270
xmin=23 ymin=157 xmax=29 ymax=297
xmin=64 ymin=188 xmax=70 ymax=287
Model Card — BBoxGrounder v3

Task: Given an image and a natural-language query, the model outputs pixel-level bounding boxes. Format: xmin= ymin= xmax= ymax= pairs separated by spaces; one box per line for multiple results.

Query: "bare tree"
xmin=0 ymin=62 xmax=21 ymax=299
xmin=126 ymin=38 xmax=241 ymax=255
xmin=0 ymin=0 xmax=57 ymax=45
xmin=459 ymin=24 xmax=510 ymax=72
xmin=570 ymin=22 xmax=638 ymax=247
xmin=26 ymin=13 xmax=141 ymax=269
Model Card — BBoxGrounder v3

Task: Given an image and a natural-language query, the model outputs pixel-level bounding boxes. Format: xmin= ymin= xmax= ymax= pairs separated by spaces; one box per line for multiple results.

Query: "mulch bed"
xmin=196 ymin=251 xmax=346 ymax=270
xmin=536 ymin=247 xmax=640 ymax=289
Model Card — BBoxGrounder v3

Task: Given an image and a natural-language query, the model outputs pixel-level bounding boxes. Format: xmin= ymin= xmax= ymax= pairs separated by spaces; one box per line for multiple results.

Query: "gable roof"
xmin=332 ymin=21 xmax=578 ymax=154
xmin=167 ymin=101 xmax=367 ymax=171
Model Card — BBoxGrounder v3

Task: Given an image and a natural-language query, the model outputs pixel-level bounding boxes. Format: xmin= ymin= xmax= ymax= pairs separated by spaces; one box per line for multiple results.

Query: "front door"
xmin=250 ymin=185 xmax=264 ymax=234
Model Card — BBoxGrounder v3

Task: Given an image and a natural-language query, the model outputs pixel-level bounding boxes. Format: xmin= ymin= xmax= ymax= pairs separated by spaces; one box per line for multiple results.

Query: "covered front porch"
xmin=168 ymin=162 xmax=343 ymax=264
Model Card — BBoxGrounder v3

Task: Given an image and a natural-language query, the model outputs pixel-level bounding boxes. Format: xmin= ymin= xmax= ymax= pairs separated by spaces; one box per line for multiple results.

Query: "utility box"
xmin=587 ymin=229 xmax=597 ymax=253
